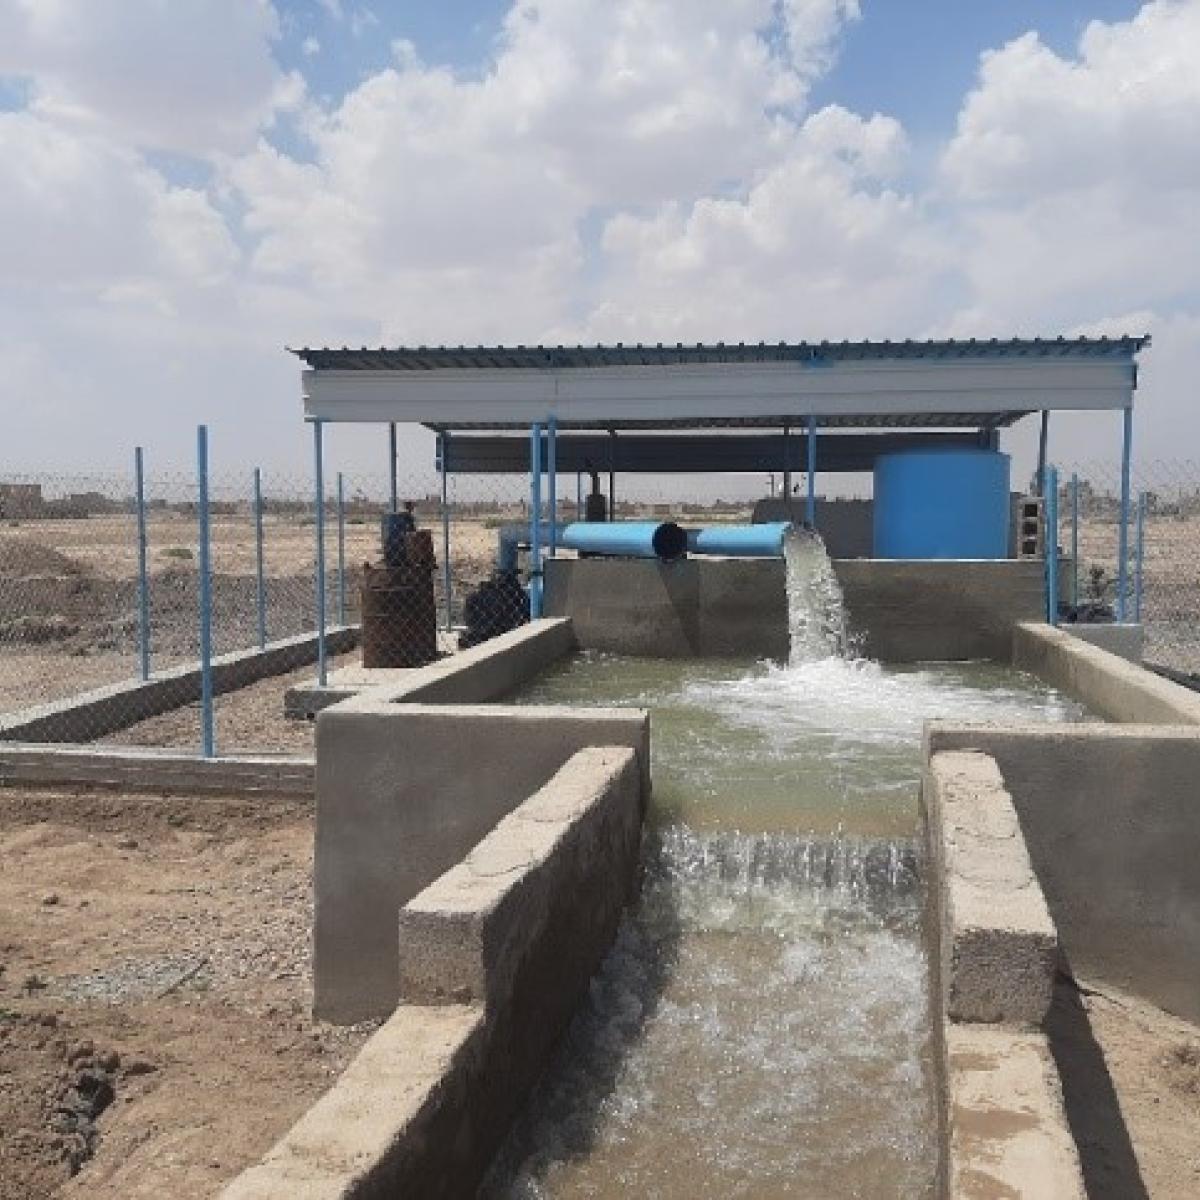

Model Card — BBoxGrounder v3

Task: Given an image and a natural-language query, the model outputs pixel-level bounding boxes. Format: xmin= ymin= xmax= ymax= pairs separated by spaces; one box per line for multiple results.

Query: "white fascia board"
xmin=302 ymin=358 xmax=1136 ymax=424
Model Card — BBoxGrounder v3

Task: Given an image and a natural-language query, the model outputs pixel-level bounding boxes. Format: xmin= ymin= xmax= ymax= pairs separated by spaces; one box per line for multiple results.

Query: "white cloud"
xmin=302 ymin=35 xmax=321 ymax=57
xmin=1 ymin=0 xmax=1199 ymax=475
xmin=0 ymin=0 xmax=286 ymax=156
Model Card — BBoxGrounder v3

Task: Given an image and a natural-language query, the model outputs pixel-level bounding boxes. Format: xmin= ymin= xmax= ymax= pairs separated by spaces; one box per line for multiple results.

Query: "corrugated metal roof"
xmin=291 ymin=335 xmax=1149 ymax=372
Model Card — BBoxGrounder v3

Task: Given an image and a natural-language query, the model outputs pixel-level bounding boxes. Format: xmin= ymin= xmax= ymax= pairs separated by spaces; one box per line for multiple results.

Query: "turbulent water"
xmin=785 ymin=527 xmax=851 ymax=663
xmin=487 ymin=534 xmax=1085 ymax=1197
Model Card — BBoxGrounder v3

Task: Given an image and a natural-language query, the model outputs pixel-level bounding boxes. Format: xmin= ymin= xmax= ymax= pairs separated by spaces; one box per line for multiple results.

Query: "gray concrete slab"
xmin=544 ymin=557 xmax=788 ymax=659
xmin=0 ymin=743 xmax=313 ymax=795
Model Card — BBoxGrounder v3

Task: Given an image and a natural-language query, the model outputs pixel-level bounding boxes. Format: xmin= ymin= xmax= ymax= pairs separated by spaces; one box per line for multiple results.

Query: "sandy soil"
xmin=1049 ymin=976 xmax=1200 ymax=1198
xmin=0 ymin=787 xmax=375 ymax=1199
xmin=0 ymin=514 xmax=501 ymax=716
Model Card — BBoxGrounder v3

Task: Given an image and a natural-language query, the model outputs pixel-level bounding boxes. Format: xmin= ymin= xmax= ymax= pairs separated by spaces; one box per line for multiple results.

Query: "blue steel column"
xmin=1117 ymin=407 xmax=1133 ymax=622
xmin=440 ymin=430 xmax=453 ymax=631
xmin=1135 ymin=490 xmax=1147 ymax=623
xmin=576 ymin=470 xmax=583 ymax=519
xmin=134 ymin=446 xmax=150 ymax=680
xmin=196 ymin=426 xmax=214 ymax=758
xmin=253 ymin=467 xmax=267 ymax=649
xmin=336 ymin=471 xmax=346 ymax=627
xmin=313 ymin=420 xmax=328 ymax=687
xmin=1045 ymin=465 xmax=1059 ymax=626
xmin=806 ymin=416 xmax=817 ymax=527
xmin=1069 ymin=472 xmax=1079 ymax=610
xmin=388 ymin=423 xmax=399 ymax=513
xmin=546 ymin=415 xmax=558 ymax=555
xmin=529 ymin=424 xmax=543 ymax=618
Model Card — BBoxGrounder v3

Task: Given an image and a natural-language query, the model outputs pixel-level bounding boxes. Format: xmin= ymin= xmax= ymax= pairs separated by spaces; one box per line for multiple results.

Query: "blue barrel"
xmin=873 ymin=449 xmax=1010 ymax=559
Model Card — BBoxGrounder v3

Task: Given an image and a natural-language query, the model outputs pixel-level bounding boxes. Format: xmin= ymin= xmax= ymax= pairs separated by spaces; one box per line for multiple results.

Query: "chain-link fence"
xmin=1055 ymin=460 xmax=1200 ymax=679
xmin=7 ymin=439 xmax=1199 ymax=753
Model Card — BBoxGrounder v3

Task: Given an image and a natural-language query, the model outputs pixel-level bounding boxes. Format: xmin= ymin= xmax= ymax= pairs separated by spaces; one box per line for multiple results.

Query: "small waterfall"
xmin=783 ymin=527 xmax=850 ymax=663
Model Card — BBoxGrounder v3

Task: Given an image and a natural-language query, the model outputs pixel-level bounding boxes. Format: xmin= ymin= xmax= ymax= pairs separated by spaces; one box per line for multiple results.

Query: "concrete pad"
xmin=924 ymin=751 xmax=1058 ymax=1025
xmin=947 ymin=1024 xmax=1085 ymax=1200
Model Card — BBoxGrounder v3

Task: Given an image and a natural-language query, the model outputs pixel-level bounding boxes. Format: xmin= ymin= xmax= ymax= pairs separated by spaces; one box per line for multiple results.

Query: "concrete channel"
xmin=204 ymin=557 xmax=1200 ymax=1198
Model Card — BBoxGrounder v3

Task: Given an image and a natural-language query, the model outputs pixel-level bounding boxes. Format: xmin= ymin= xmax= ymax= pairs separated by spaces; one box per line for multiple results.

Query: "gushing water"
xmin=490 ymin=542 xmax=1088 ymax=1197
xmin=784 ymin=527 xmax=850 ymax=663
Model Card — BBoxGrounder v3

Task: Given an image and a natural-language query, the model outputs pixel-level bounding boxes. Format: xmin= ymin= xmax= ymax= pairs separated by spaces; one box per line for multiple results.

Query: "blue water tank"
xmin=873 ymin=448 xmax=1011 ymax=559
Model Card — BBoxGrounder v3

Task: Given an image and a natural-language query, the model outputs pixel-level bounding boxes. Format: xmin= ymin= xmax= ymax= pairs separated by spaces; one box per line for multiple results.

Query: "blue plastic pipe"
xmin=687 ymin=522 xmax=792 ymax=558
xmin=497 ymin=523 xmax=554 ymax=573
xmin=313 ymin=420 xmax=327 ymax=687
xmin=561 ymin=520 xmax=687 ymax=561
xmin=1045 ymin=465 xmax=1059 ymax=626
xmin=196 ymin=426 xmax=214 ymax=758
xmin=254 ymin=467 xmax=267 ymax=649
xmin=134 ymin=446 xmax=150 ymax=680
xmin=529 ymin=424 xmax=543 ymax=617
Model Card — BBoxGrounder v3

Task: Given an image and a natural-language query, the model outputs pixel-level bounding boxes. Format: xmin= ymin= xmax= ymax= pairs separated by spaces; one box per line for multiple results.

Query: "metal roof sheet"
xmin=291 ymin=335 xmax=1149 ymax=373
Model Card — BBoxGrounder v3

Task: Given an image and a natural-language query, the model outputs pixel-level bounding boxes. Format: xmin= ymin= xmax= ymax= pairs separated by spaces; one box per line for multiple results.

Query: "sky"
xmin=0 ymin=0 xmax=1196 ymax=492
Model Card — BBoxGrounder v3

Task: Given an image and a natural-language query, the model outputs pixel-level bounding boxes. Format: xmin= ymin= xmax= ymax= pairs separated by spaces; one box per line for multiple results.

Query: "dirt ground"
xmin=1049 ymin=975 xmax=1200 ymax=1198
xmin=0 ymin=787 xmax=375 ymax=1200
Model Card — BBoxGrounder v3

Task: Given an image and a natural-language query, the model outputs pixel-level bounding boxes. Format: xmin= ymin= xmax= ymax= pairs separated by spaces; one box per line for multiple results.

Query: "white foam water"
xmin=784 ymin=527 xmax=850 ymax=664
xmin=483 ymin=828 xmax=935 ymax=1199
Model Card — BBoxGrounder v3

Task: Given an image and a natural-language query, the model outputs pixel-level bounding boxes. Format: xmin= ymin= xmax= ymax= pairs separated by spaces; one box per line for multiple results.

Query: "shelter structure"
xmin=292 ymin=336 xmax=1150 ymax=679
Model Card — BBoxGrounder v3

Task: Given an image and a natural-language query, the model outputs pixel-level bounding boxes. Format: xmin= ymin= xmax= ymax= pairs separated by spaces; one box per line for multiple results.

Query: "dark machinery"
xmin=361 ymin=503 xmax=438 ymax=667
xmin=459 ymin=569 xmax=530 ymax=649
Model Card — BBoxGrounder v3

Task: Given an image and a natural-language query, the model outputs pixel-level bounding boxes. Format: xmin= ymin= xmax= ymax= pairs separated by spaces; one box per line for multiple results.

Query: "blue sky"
xmin=0 ymin=0 xmax=1196 ymax=475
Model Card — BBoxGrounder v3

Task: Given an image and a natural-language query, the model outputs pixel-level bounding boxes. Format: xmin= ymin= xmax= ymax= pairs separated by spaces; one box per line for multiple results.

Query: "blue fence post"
xmin=1117 ymin=407 xmax=1133 ymax=622
xmin=336 ymin=471 xmax=346 ymax=627
xmin=440 ymin=430 xmax=453 ymax=631
xmin=546 ymin=414 xmax=558 ymax=556
xmin=134 ymin=446 xmax=150 ymax=680
xmin=313 ymin=420 xmax=327 ymax=687
xmin=196 ymin=426 xmax=215 ymax=758
xmin=1045 ymin=465 xmax=1059 ymax=626
xmin=388 ymin=422 xmax=399 ymax=514
xmin=576 ymin=470 xmax=583 ymax=519
xmin=1069 ymin=472 xmax=1079 ymax=610
xmin=253 ymin=467 xmax=267 ymax=650
xmin=529 ymin=423 xmax=543 ymax=619
xmin=806 ymin=415 xmax=817 ymax=527
xmin=1135 ymin=490 xmax=1147 ymax=623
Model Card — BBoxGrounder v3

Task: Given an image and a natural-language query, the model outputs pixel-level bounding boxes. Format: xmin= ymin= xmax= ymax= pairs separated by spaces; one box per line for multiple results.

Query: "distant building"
xmin=0 ymin=482 xmax=45 ymax=518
